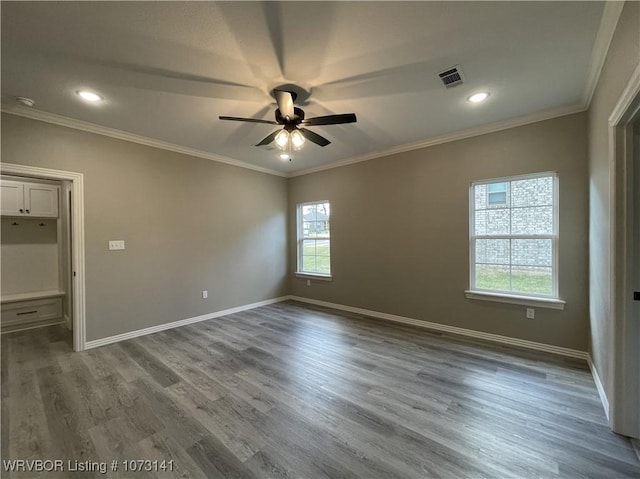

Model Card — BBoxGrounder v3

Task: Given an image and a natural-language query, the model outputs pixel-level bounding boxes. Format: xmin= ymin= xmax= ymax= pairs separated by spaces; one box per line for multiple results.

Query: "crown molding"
xmin=1 ymin=106 xmax=287 ymax=178
xmin=583 ymin=1 xmax=624 ymax=109
xmin=288 ymin=103 xmax=586 ymax=178
xmin=3 ymin=102 xmax=587 ymax=181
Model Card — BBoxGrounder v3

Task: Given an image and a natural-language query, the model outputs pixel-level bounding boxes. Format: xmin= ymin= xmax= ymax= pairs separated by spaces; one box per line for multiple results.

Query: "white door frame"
xmin=1 ymin=163 xmax=86 ymax=351
xmin=609 ymin=62 xmax=640 ymax=438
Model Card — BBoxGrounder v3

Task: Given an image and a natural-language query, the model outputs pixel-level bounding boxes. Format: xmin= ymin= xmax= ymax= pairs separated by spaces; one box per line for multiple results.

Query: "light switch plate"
xmin=109 ymin=240 xmax=125 ymax=250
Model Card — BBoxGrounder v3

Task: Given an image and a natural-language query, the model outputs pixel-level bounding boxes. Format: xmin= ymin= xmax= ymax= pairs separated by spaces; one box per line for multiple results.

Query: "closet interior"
xmin=1 ymin=175 xmax=73 ymax=334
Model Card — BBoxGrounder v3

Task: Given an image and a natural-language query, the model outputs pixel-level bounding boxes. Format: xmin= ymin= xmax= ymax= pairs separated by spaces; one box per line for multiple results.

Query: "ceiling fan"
xmin=219 ymin=89 xmax=357 ymax=151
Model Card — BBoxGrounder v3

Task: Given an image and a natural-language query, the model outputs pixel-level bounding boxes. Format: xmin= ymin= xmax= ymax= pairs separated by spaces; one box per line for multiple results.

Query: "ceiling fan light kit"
xmin=219 ymin=88 xmax=357 ymax=160
xmin=275 ymin=130 xmax=290 ymax=149
xmin=290 ymin=130 xmax=305 ymax=150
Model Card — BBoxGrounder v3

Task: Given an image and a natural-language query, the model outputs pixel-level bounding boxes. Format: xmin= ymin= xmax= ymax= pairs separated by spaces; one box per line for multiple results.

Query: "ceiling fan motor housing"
xmin=275 ymin=106 xmax=305 ymax=129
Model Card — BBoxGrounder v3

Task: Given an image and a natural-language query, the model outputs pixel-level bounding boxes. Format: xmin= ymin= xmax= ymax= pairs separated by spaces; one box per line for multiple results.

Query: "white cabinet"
xmin=1 ymin=292 xmax=64 ymax=333
xmin=0 ymin=179 xmax=59 ymax=218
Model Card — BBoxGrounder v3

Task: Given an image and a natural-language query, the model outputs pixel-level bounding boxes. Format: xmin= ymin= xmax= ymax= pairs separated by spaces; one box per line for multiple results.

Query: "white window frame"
xmin=466 ymin=172 xmax=565 ymax=309
xmin=295 ymin=200 xmax=332 ymax=280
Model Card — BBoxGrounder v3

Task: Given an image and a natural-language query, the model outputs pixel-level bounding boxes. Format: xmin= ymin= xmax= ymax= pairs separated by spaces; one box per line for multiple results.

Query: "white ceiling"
xmin=1 ymin=2 xmax=606 ymax=175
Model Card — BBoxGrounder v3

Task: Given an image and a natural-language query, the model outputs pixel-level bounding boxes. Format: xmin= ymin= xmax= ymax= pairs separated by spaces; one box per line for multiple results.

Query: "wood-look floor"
xmin=2 ymin=301 xmax=639 ymax=478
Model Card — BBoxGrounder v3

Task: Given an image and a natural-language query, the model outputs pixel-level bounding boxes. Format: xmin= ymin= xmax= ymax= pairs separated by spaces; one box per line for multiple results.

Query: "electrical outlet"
xmin=202 ymin=290 xmax=208 ymax=299
xmin=108 ymin=240 xmax=125 ymax=250
xmin=307 ymin=279 xmax=311 ymax=286
xmin=526 ymin=308 xmax=535 ymax=319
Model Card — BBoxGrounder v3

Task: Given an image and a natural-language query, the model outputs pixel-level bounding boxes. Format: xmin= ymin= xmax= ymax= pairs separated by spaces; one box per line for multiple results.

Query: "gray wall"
xmin=1 ymin=114 xmax=288 ymax=341
xmin=289 ymin=112 xmax=589 ymax=351
xmin=588 ymin=2 xmax=640 ymax=403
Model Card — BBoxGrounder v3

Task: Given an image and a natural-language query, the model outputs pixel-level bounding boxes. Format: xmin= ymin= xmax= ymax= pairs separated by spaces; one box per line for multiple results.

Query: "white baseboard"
xmin=587 ymin=354 xmax=610 ymax=420
xmin=289 ymin=296 xmax=589 ymax=360
xmin=631 ymin=438 xmax=640 ymax=463
xmin=84 ymin=296 xmax=290 ymax=350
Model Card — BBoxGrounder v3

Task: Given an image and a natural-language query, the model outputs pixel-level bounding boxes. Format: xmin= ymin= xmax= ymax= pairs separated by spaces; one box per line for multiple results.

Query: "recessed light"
xmin=15 ymin=97 xmax=35 ymax=107
xmin=468 ymin=92 xmax=489 ymax=103
xmin=279 ymin=153 xmax=290 ymax=161
xmin=76 ymin=90 xmax=103 ymax=102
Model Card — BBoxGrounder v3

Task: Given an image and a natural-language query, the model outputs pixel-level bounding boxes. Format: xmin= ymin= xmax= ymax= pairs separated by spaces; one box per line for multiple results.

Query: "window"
xmin=487 ymin=182 xmax=507 ymax=205
xmin=297 ymin=201 xmax=331 ymax=276
xmin=469 ymin=172 xmax=558 ymax=299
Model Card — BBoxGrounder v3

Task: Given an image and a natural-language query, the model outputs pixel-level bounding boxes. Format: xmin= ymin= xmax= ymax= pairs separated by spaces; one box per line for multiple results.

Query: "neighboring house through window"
xmin=470 ymin=172 xmax=558 ymax=298
xmin=487 ymin=182 xmax=508 ymax=206
xmin=297 ymin=201 xmax=331 ymax=276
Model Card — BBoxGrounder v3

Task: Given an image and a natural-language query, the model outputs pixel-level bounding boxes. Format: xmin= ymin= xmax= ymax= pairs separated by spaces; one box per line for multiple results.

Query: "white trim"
xmin=609 ymin=63 xmax=640 ymax=125
xmin=1 ymin=290 xmax=65 ymax=304
xmin=84 ymin=296 xmax=290 ymax=349
xmin=294 ymin=272 xmax=333 ymax=281
xmin=583 ymin=1 xmax=625 ymax=108
xmin=606 ymin=60 xmax=640 ymax=437
xmin=289 ymin=104 xmax=585 ymax=178
xmin=0 ymin=163 xmax=86 ymax=352
xmin=1 ymin=107 xmax=286 ymax=178
xmin=631 ymin=439 xmax=640 ymax=464
xmin=289 ymin=296 xmax=587 ymax=360
xmin=1 ymin=319 xmax=66 ymax=335
xmin=587 ymin=354 xmax=610 ymax=420
xmin=464 ymin=290 xmax=566 ymax=310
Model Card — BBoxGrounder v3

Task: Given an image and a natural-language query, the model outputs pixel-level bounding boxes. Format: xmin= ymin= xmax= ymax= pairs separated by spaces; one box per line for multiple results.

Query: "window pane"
xmin=310 ymin=221 xmax=329 ymax=237
xmin=475 ymin=208 xmax=510 ymax=236
xmin=302 ymin=205 xmax=317 ymax=221
xmin=511 ymin=239 xmax=552 ymax=267
xmin=488 ymin=191 xmax=507 ymax=205
xmin=303 ymin=221 xmax=313 ymax=238
xmin=475 ymin=264 xmax=510 ymax=291
xmin=474 ymin=184 xmax=488 ymax=210
xmin=304 ymin=221 xmax=317 ymax=237
xmin=302 ymin=255 xmax=317 ymax=272
xmin=315 ymin=239 xmax=330 ymax=256
xmin=511 ymin=177 xmax=553 ymax=207
xmin=487 ymin=182 xmax=507 ymax=193
xmin=302 ymin=239 xmax=316 ymax=256
xmin=476 ymin=239 xmax=510 ymax=265
xmin=511 ymin=206 xmax=553 ymax=235
xmin=316 ymin=256 xmax=331 ymax=274
xmin=511 ymin=266 xmax=552 ymax=295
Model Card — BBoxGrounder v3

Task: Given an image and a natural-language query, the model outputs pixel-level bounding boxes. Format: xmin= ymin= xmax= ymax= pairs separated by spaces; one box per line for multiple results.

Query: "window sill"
xmin=295 ymin=272 xmax=333 ymax=282
xmin=464 ymin=290 xmax=565 ymax=310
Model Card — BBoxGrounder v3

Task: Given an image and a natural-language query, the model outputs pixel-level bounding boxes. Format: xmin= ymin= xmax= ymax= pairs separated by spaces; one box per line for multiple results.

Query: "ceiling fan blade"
xmin=301 ymin=113 xmax=357 ymax=126
xmin=255 ymin=130 xmax=281 ymax=147
xmin=274 ymin=90 xmax=294 ymax=119
xmin=299 ymin=128 xmax=331 ymax=147
xmin=219 ymin=116 xmax=279 ymax=125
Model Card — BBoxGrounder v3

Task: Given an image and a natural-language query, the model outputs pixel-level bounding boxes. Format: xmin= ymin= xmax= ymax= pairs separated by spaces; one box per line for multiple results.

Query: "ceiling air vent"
xmin=438 ymin=65 xmax=464 ymax=88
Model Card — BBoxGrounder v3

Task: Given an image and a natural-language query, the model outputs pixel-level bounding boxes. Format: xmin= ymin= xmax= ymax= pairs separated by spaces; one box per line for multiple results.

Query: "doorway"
xmin=609 ymin=65 xmax=640 ymax=439
xmin=633 ymin=119 xmax=640 ymax=442
xmin=0 ymin=163 xmax=86 ymax=351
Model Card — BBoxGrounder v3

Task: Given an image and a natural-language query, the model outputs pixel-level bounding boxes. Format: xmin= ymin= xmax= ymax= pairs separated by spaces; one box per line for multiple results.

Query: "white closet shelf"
xmin=1 ymin=290 xmax=66 ymax=304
